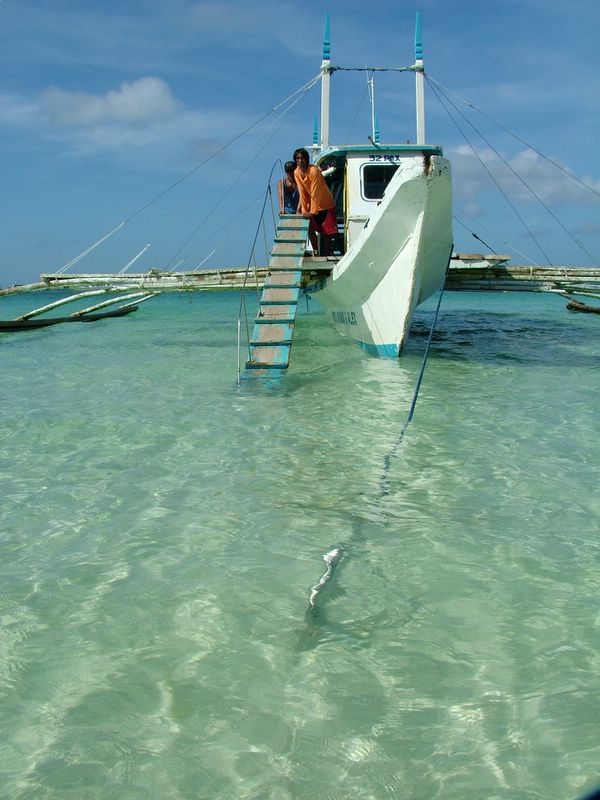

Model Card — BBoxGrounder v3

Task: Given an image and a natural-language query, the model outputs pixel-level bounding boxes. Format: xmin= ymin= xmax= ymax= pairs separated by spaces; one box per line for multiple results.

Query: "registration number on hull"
xmin=332 ymin=310 xmax=357 ymax=326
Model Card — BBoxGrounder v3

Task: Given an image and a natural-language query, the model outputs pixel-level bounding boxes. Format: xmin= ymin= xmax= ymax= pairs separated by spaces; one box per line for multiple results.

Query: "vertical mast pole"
xmin=320 ymin=14 xmax=331 ymax=152
xmin=414 ymin=13 xmax=425 ymax=145
xmin=368 ymin=72 xmax=376 ymax=142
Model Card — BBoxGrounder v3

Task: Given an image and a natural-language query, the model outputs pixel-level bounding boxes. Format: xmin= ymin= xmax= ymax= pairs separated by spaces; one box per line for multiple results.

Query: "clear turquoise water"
xmin=1 ymin=289 xmax=599 ymax=800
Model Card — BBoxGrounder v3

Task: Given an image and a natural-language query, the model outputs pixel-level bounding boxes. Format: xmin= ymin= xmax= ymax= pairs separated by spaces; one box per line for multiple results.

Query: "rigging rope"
xmin=428 ymin=74 xmax=600 ymax=265
xmin=451 ymin=216 xmax=497 ymax=254
xmin=452 ymin=210 xmax=538 ymax=265
xmin=165 ymin=74 xmax=320 ymax=269
xmin=53 ymin=73 xmax=321 ymax=274
xmin=129 ymin=72 xmax=321 ymax=227
xmin=428 ymin=76 xmax=600 ymax=202
xmin=55 ymin=221 xmax=126 ymax=274
xmin=427 ymin=78 xmax=553 ymax=265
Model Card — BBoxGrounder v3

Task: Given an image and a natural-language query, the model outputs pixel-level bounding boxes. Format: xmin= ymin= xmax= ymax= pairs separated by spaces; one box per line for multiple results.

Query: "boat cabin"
xmin=314 ymin=144 xmax=444 ymax=255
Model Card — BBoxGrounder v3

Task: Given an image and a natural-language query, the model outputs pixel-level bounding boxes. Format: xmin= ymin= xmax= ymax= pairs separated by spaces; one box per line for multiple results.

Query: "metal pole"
xmin=320 ymin=14 xmax=331 ymax=151
xmin=415 ymin=13 xmax=425 ymax=145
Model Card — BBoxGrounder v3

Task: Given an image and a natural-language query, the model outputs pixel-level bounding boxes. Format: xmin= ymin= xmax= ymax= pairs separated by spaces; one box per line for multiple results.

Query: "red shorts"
xmin=310 ymin=207 xmax=337 ymax=236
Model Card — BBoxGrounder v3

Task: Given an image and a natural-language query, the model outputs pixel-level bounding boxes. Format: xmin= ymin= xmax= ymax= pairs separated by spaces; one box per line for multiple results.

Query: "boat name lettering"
xmin=332 ymin=310 xmax=357 ymax=326
xmin=368 ymin=154 xmax=403 ymax=162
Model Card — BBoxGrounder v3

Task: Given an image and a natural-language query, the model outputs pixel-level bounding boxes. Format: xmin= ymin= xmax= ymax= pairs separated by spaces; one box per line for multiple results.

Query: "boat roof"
xmin=316 ymin=143 xmax=444 ymax=159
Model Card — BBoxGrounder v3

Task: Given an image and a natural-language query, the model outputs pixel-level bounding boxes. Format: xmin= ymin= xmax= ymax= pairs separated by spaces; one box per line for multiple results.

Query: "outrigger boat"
xmin=0 ymin=289 xmax=156 ymax=333
xmin=548 ymin=285 xmax=600 ymax=315
xmin=566 ymin=298 xmax=600 ymax=314
xmin=242 ymin=15 xmax=453 ymax=375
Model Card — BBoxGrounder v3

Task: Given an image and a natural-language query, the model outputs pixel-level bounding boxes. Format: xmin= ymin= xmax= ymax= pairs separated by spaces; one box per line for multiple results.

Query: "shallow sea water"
xmin=1 ymin=288 xmax=599 ymax=799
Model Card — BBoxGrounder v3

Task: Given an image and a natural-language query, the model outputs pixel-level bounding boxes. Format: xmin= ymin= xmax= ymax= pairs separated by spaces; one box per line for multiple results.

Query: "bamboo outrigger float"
xmin=0 ymin=289 xmax=157 ymax=332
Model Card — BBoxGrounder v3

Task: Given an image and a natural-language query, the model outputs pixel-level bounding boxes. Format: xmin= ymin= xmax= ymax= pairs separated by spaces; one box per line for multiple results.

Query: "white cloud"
xmin=450 ymin=143 xmax=600 ymax=207
xmin=0 ymin=92 xmax=40 ymax=125
xmin=40 ymin=77 xmax=181 ymax=127
xmin=0 ymin=77 xmax=262 ymax=167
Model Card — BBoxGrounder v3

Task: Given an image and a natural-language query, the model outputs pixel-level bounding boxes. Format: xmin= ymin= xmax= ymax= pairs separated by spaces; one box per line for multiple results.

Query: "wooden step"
xmin=277 ymin=215 xmax=307 ymax=228
xmin=256 ymin=304 xmax=296 ymax=321
xmin=268 ymin=256 xmax=305 ymax=270
xmin=261 ymin=287 xmax=299 ymax=304
xmin=264 ymin=271 xmax=302 ymax=288
xmin=271 ymin=242 xmax=307 ymax=257
xmin=250 ymin=322 xmax=293 ymax=345
xmin=274 ymin=231 xmax=307 ymax=243
xmin=241 ymin=367 xmax=287 ymax=379
xmin=241 ymin=216 xmax=309 ymax=377
xmin=247 ymin=343 xmax=291 ymax=368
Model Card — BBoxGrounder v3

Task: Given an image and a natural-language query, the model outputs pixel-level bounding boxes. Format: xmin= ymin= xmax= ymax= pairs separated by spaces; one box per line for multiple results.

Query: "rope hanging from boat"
xmin=236 ymin=161 xmax=282 ymax=383
xmin=380 ymin=245 xmax=454 ymax=488
xmin=427 ymin=75 xmax=600 ymax=266
xmin=307 ymin=248 xmax=453 ymax=616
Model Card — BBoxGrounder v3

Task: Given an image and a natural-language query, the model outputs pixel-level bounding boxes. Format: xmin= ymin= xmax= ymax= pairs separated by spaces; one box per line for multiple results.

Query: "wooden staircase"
xmin=243 ymin=215 xmax=309 ymax=378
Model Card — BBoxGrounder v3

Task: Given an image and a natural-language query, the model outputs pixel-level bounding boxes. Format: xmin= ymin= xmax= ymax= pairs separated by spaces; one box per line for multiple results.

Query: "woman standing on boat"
xmin=293 ymin=148 xmax=337 ymax=255
xmin=277 ymin=160 xmax=300 ymax=215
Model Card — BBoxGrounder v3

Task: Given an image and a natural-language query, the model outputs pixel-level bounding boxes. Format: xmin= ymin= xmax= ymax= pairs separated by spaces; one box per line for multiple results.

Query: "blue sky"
xmin=2 ymin=0 xmax=600 ymax=286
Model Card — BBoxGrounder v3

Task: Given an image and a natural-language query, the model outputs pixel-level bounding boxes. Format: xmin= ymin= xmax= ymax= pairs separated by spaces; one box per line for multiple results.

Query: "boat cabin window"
xmin=361 ymin=164 xmax=399 ymax=200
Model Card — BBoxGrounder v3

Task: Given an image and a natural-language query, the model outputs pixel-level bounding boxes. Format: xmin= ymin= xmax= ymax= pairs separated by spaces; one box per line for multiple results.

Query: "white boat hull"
xmin=313 ymin=154 xmax=452 ymax=357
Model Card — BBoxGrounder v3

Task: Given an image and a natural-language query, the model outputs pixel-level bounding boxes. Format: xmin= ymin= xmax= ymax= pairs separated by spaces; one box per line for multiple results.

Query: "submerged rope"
xmin=307 ymin=248 xmax=453 ymax=614
xmin=380 ymin=245 xmax=454 ymax=486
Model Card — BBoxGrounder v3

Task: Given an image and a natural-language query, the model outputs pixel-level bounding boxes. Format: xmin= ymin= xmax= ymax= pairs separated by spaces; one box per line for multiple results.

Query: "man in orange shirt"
xmin=293 ymin=148 xmax=337 ymax=255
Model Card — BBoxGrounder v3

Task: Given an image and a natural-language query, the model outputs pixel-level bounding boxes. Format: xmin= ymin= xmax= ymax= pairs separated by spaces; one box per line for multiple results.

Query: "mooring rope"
xmin=307 ymin=247 xmax=453 ymax=614
xmin=379 ymin=245 xmax=453 ymax=490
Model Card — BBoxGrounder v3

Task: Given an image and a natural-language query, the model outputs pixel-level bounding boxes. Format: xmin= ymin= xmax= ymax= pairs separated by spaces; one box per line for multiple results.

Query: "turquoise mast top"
xmin=415 ymin=12 xmax=423 ymax=61
xmin=322 ymin=13 xmax=331 ymax=61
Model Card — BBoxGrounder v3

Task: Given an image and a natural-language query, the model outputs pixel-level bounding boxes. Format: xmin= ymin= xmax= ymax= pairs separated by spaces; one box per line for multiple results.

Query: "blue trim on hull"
xmin=355 ymin=339 xmax=400 ymax=358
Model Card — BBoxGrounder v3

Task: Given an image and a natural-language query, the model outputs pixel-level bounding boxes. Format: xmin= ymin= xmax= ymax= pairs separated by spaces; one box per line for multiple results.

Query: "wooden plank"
xmin=257 ymin=304 xmax=296 ymax=321
xmin=247 ymin=343 xmax=291 ymax=368
xmin=264 ymin=271 xmax=302 ymax=288
xmin=274 ymin=231 xmax=307 ymax=243
xmin=242 ymin=216 xmax=309 ymax=376
xmin=268 ymin=259 xmax=304 ymax=271
xmin=250 ymin=322 xmax=293 ymax=344
xmin=261 ymin=287 xmax=299 ymax=304
xmin=277 ymin=215 xmax=307 ymax=228
xmin=241 ymin=367 xmax=287 ymax=379
xmin=271 ymin=242 xmax=306 ymax=256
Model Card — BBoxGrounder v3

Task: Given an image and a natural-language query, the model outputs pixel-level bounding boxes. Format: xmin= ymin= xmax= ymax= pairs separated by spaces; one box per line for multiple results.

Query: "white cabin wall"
xmin=344 ymin=153 xmax=411 ymax=250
